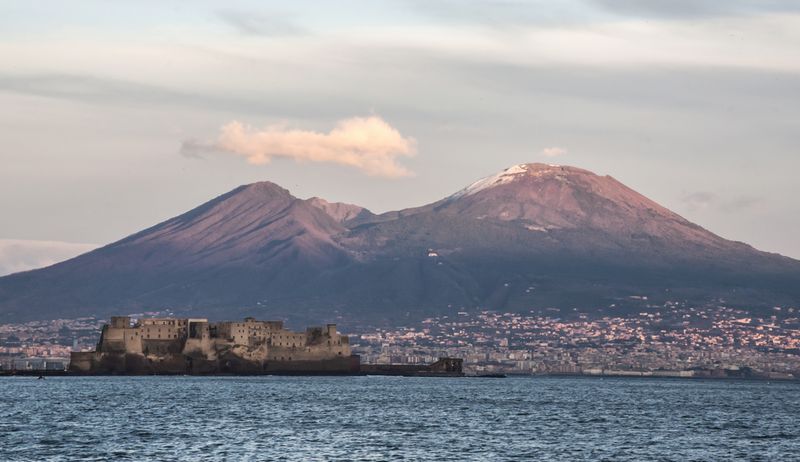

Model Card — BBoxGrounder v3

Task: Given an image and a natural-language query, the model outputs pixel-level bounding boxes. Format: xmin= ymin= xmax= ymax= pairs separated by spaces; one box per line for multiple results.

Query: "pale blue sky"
xmin=1 ymin=0 xmax=799 ymax=265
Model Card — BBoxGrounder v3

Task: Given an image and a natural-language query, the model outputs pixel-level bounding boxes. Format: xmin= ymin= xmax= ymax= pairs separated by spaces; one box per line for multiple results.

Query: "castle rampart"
xmin=71 ymin=316 xmax=354 ymax=375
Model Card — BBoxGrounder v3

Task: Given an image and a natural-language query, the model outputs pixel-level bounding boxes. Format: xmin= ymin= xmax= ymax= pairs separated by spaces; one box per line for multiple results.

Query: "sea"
xmin=1 ymin=376 xmax=798 ymax=461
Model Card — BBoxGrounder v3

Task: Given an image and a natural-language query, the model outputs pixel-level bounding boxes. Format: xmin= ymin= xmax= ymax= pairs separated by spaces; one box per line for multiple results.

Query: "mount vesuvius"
xmin=1 ymin=163 xmax=798 ymax=326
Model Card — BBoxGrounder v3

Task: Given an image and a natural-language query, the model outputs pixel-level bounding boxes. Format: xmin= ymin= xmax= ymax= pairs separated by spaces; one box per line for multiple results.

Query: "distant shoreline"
xmin=525 ymin=372 xmax=800 ymax=382
xmin=2 ymin=370 xmax=797 ymax=382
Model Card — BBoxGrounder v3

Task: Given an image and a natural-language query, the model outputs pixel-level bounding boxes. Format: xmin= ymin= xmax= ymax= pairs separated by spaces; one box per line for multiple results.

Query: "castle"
xmin=70 ymin=316 xmax=356 ymax=374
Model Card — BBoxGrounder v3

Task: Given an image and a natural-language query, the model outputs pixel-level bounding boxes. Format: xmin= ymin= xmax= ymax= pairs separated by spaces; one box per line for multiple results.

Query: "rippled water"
xmin=1 ymin=376 xmax=798 ymax=461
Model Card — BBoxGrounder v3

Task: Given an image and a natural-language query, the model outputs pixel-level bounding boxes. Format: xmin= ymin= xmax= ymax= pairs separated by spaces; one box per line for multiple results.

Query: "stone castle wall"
xmin=72 ymin=316 xmax=352 ymax=374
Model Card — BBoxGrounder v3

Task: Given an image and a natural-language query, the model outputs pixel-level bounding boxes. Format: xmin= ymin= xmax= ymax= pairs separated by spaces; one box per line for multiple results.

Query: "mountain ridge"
xmin=1 ymin=163 xmax=797 ymax=326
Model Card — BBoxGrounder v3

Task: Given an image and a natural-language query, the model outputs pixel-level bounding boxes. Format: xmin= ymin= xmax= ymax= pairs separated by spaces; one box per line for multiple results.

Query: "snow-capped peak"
xmin=450 ymin=164 xmax=532 ymax=199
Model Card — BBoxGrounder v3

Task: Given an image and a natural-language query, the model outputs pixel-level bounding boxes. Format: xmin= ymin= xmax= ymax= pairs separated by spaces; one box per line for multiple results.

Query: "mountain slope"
xmin=1 ymin=163 xmax=798 ymax=325
xmin=346 ymin=164 xmax=765 ymax=262
xmin=306 ymin=197 xmax=375 ymax=225
xmin=329 ymin=164 xmax=800 ymax=323
xmin=0 ymin=182 xmax=353 ymax=321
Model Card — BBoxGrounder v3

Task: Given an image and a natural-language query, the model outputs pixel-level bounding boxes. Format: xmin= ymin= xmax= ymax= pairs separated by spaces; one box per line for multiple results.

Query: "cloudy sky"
xmin=1 ymin=0 xmax=799 ymax=275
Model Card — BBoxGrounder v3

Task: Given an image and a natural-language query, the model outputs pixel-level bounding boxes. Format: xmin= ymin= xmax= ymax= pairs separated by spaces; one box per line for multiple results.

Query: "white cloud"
xmin=681 ymin=191 xmax=764 ymax=213
xmin=0 ymin=239 xmax=98 ymax=277
xmin=541 ymin=146 xmax=567 ymax=157
xmin=340 ymin=13 xmax=800 ymax=73
xmin=217 ymin=10 xmax=307 ymax=37
xmin=189 ymin=116 xmax=417 ymax=177
xmin=681 ymin=191 xmax=717 ymax=211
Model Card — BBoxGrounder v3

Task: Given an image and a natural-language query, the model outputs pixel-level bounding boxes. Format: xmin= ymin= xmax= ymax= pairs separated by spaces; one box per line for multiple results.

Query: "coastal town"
xmin=0 ymin=317 xmax=102 ymax=371
xmin=353 ymin=303 xmax=800 ymax=378
xmin=2 ymin=300 xmax=798 ymax=379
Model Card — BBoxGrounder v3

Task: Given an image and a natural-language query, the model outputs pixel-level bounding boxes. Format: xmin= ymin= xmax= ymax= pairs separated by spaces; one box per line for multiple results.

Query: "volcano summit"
xmin=1 ymin=163 xmax=797 ymax=326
